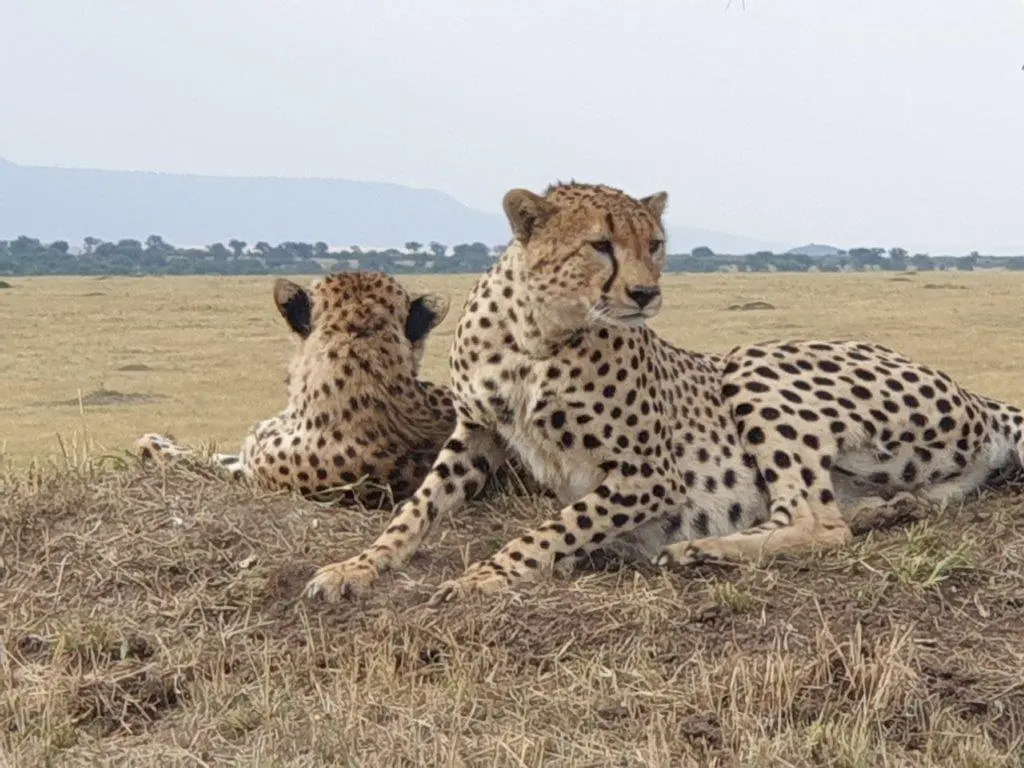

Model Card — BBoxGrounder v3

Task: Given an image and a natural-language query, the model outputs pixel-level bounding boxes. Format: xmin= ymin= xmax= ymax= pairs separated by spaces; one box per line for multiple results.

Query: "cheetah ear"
xmin=502 ymin=188 xmax=558 ymax=243
xmin=405 ymin=293 xmax=450 ymax=343
xmin=640 ymin=191 xmax=669 ymax=219
xmin=273 ymin=278 xmax=312 ymax=338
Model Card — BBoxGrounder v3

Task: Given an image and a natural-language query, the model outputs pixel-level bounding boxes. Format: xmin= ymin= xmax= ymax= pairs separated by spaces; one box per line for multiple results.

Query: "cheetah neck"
xmin=494 ymin=245 xmax=591 ymax=359
xmin=287 ymin=340 xmax=445 ymax=442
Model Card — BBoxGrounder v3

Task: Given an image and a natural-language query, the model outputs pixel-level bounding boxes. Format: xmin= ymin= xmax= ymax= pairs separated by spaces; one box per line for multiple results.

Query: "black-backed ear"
xmin=640 ymin=191 xmax=669 ymax=219
xmin=502 ymin=188 xmax=558 ymax=243
xmin=405 ymin=293 xmax=450 ymax=343
xmin=273 ymin=278 xmax=313 ymax=338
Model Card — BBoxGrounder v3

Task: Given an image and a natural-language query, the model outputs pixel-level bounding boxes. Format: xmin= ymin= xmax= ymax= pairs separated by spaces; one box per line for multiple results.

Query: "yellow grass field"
xmin=3 ymin=270 xmax=1024 ymax=466
xmin=2 ymin=271 xmax=1024 ymax=766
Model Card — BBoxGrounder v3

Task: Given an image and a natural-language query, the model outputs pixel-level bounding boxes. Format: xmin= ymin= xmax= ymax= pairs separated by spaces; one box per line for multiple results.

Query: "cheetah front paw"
xmin=427 ymin=561 xmax=510 ymax=607
xmin=304 ymin=558 xmax=380 ymax=602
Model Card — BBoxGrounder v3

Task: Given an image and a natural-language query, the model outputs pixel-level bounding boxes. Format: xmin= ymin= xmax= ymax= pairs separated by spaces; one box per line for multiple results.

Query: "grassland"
xmin=2 ymin=271 xmax=1024 ymax=766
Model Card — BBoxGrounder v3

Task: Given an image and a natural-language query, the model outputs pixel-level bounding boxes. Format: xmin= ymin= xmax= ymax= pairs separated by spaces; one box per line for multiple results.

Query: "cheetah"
xmin=304 ymin=181 xmax=1024 ymax=604
xmin=136 ymin=271 xmax=457 ymax=508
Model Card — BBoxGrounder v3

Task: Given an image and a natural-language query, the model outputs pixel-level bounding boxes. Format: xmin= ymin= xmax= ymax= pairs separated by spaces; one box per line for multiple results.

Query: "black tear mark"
xmin=600 ymin=212 xmax=619 ymax=294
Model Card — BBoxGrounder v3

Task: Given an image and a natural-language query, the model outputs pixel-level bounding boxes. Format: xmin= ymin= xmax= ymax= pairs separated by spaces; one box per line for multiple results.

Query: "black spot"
xmin=853 ymin=368 xmax=877 ymax=382
xmin=776 ymin=424 xmax=798 ymax=440
xmin=850 ymin=385 xmax=872 ymax=400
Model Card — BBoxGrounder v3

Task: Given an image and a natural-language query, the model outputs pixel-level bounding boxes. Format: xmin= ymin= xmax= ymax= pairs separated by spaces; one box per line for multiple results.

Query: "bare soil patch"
xmin=46 ymin=389 xmax=165 ymax=408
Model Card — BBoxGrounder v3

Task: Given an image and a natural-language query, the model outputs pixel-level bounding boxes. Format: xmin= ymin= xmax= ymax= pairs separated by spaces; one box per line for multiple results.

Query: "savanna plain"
xmin=2 ymin=272 xmax=1023 ymax=767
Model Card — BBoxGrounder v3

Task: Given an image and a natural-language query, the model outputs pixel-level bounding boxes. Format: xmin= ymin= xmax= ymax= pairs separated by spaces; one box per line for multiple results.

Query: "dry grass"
xmin=4 ymin=270 xmax=1024 ymax=466
xmin=3 ymin=271 xmax=1024 ymax=765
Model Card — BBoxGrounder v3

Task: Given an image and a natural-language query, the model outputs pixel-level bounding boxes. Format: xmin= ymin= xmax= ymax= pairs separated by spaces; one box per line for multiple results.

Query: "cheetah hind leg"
xmin=657 ymin=459 xmax=853 ymax=569
xmin=211 ymin=450 xmax=248 ymax=481
xmin=135 ymin=433 xmax=245 ymax=481
xmin=842 ymin=491 xmax=927 ymax=535
xmin=134 ymin=433 xmax=196 ymax=466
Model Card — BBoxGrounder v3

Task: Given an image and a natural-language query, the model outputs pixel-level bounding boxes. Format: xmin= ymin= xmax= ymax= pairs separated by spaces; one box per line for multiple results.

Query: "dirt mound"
xmin=2 ymin=464 xmax=1022 ymax=764
xmin=726 ymin=300 xmax=776 ymax=311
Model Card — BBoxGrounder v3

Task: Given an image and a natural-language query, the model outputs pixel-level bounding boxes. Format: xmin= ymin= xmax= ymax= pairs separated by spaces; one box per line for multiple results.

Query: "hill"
xmin=0 ymin=158 xmax=783 ymax=254
xmin=2 ymin=459 xmax=1021 ymax=764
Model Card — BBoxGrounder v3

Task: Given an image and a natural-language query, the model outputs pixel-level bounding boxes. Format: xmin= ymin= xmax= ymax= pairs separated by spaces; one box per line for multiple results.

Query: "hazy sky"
xmin=3 ymin=0 xmax=1023 ymax=253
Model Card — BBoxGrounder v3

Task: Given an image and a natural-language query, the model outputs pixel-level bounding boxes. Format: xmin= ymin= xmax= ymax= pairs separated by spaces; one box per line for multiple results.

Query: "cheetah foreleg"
xmin=305 ymin=422 xmax=505 ymax=602
xmin=428 ymin=473 xmax=674 ymax=605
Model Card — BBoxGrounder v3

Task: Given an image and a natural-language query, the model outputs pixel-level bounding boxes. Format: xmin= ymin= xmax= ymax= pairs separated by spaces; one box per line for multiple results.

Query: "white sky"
xmin=2 ymin=0 xmax=1022 ymax=253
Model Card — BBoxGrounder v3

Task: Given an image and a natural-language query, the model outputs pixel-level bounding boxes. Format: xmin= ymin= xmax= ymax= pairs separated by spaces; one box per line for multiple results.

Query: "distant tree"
xmin=428 ymin=241 xmax=446 ymax=259
xmin=889 ymin=247 xmax=908 ymax=261
xmin=50 ymin=240 xmax=70 ymax=254
xmin=83 ymin=236 xmax=101 ymax=255
xmin=207 ymin=242 xmax=231 ymax=260
xmin=314 ymin=241 xmax=329 ymax=258
xmin=691 ymin=246 xmax=714 ymax=259
xmin=911 ymin=252 xmax=933 ymax=270
xmin=228 ymin=239 xmax=248 ymax=258
xmin=849 ymin=247 xmax=886 ymax=270
xmin=404 ymin=241 xmax=422 ymax=253
xmin=145 ymin=234 xmax=169 ymax=252
xmin=253 ymin=241 xmax=272 ymax=257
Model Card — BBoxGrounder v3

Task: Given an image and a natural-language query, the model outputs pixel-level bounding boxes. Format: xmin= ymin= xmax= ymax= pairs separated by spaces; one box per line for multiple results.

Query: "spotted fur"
xmin=304 ymin=182 xmax=1024 ymax=604
xmin=136 ymin=271 xmax=456 ymax=508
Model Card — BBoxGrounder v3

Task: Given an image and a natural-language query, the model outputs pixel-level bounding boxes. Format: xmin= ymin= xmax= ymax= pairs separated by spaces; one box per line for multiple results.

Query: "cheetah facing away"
xmin=136 ymin=271 xmax=456 ymax=508
xmin=305 ymin=182 xmax=1024 ymax=604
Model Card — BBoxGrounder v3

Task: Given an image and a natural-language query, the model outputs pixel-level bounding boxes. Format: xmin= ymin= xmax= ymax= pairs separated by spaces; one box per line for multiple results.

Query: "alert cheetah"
xmin=304 ymin=182 xmax=1024 ymax=603
xmin=136 ymin=271 xmax=456 ymax=507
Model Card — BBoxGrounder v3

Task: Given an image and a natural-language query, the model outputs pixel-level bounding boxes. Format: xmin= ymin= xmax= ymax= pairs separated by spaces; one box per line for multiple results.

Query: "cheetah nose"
xmin=627 ymin=285 xmax=661 ymax=309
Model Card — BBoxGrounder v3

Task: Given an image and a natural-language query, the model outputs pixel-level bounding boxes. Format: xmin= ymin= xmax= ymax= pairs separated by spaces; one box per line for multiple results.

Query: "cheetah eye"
xmin=590 ymin=240 xmax=614 ymax=257
xmin=649 ymin=240 xmax=664 ymax=255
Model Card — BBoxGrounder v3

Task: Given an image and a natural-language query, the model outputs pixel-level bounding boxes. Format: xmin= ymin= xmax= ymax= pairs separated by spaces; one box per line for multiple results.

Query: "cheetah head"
xmin=502 ymin=181 xmax=668 ymax=332
xmin=272 ymin=272 xmax=450 ymax=375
